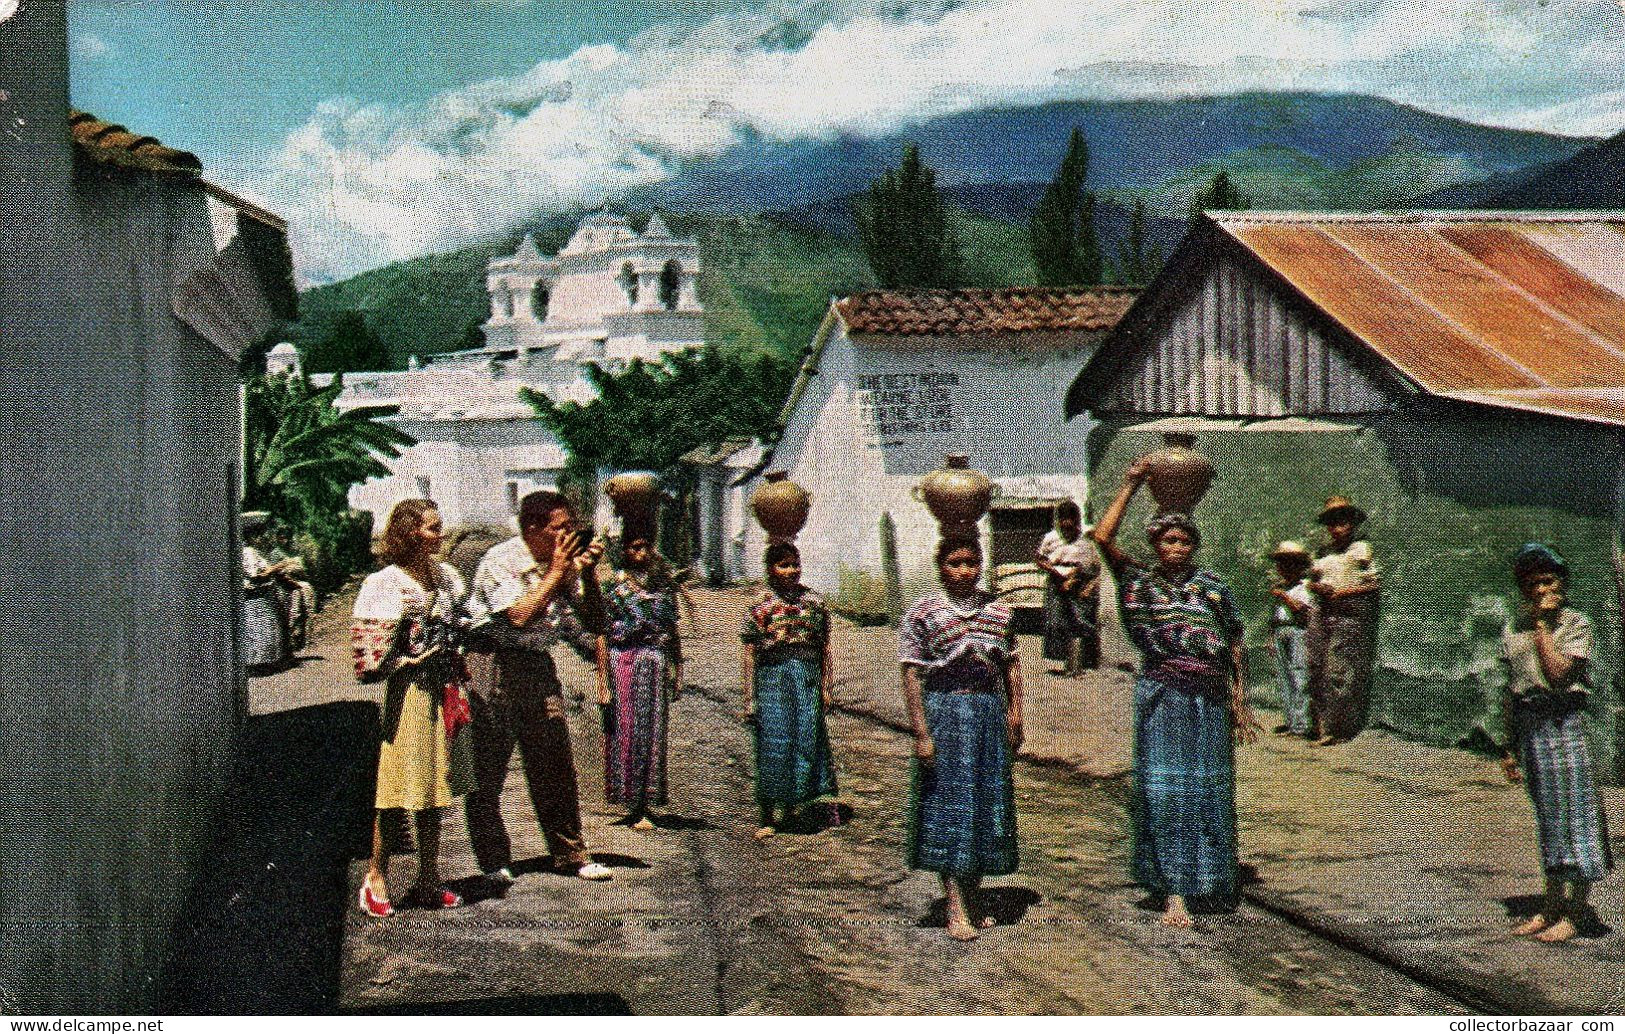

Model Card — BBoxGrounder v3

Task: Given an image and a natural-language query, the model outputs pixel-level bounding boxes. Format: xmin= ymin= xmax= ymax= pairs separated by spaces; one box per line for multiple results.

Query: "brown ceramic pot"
xmin=914 ymin=454 xmax=996 ymax=535
xmin=750 ymin=471 xmax=811 ymax=543
xmin=1143 ymin=432 xmax=1214 ymax=514
xmin=604 ymin=471 xmax=661 ymax=526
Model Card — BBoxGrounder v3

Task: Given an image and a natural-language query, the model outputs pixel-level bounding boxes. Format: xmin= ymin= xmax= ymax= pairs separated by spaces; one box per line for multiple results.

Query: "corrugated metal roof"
xmin=69 ymin=109 xmax=201 ymax=177
xmin=1213 ymin=211 xmax=1625 ymax=428
xmin=837 ymin=287 xmax=1137 ymax=337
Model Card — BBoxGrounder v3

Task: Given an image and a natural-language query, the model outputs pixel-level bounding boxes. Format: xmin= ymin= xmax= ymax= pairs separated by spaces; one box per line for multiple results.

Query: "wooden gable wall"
xmin=1090 ymin=238 xmax=1398 ymax=417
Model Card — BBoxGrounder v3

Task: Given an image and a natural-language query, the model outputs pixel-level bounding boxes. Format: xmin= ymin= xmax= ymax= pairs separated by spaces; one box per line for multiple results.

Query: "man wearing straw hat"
xmin=1305 ymin=496 xmax=1381 ymax=745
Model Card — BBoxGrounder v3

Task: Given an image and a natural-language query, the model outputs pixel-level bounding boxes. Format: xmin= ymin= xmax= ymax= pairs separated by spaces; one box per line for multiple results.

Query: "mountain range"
xmin=294 ymin=91 xmax=1604 ymax=370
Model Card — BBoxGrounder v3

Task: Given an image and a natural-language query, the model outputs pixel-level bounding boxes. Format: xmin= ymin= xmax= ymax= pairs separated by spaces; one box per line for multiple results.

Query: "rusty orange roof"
xmin=837 ymin=287 xmax=1138 ymax=337
xmin=1213 ymin=211 xmax=1625 ymax=427
xmin=70 ymin=109 xmax=201 ymax=176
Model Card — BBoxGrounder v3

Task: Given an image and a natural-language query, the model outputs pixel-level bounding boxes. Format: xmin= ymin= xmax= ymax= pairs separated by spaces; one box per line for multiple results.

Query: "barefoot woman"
xmin=1091 ymin=459 xmax=1261 ymax=927
xmin=1499 ymin=544 xmax=1612 ymax=943
xmin=899 ymin=536 xmax=1023 ymax=941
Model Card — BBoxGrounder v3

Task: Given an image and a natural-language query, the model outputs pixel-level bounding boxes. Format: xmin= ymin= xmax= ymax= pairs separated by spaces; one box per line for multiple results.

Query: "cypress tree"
xmin=1030 ymin=128 xmax=1103 ymax=286
xmin=853 ymin=143 xmax=960 ymax=289
xmin=1115 ymin=199 xmax=1163 ymax=286
xmin=1189 ymin=170 xmax=1250 ymax=225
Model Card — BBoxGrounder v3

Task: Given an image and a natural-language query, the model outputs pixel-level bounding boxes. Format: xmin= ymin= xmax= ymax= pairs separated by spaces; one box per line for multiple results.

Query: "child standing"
xmin=1499 ymin=543 xmax=1613 ymax=943
xmin=1268 ymin=541 xmax=1316 ymax=738
xmin=741 ymin=543 xmax=839 ymax=838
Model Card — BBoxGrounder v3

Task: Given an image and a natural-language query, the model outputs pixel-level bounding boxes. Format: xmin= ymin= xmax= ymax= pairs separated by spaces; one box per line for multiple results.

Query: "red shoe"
xmin=405 ymin=885 xmax=465 ymax=910
xmin=358 ymin=883 xmax=394 ymax=918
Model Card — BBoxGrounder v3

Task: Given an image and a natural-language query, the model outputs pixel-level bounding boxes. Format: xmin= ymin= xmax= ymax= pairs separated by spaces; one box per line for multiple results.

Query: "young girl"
xmin=596 ymin=528 xmax=683 ymax=830
xmin=899 ymin=536 xmax=1023 ymax=941
xmin=1268 ymin=541 xmax=1315 ymax=738
xmin=352 ymin=499 xmax=475 ymax=916
xmin=1499 ymin=544 xmax=1612 ymax=943
xmin=741 ymin=543 xmax=839 ymax=838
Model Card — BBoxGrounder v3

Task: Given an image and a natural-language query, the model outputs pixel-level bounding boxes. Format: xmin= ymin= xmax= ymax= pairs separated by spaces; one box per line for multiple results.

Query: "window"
xmin=619 ymin=262 xmax=638 ymax=306
xmin=531 ymin=284 xmax=550 ymax=320
xmin=660 ymin=260 xmax=681 ymax=311
xmin=506 ymin=481 xmax=520 ymax=514
xmin=495 ymin=286 xmax=513 ymax=319
xmin=415 ymin=476 xmax=432 ymax=500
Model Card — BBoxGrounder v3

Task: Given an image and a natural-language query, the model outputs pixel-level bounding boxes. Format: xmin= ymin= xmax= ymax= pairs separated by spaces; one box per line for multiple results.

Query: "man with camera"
xmin=463 ymin=490 xmax=613 ymax=882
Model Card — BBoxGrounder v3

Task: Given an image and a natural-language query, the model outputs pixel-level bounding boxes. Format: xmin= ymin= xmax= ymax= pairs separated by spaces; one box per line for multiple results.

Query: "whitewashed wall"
xmin=743 ymin=324 xmax=1099 ymax=606
xmin=349 ymin=419 xmax=566 ymax=529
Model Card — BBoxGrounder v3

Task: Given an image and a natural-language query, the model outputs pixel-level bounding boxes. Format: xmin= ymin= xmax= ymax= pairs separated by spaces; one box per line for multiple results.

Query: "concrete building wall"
xmin=0 ymin=3 xmax=252 ymax=1007
xmin=745 ymin=325 xmax=1098 ymax=612
xmin=1089 ymin=415 xmax=1625 ymax=780
xmin=348 ymin=420 xmax=568 ymax=529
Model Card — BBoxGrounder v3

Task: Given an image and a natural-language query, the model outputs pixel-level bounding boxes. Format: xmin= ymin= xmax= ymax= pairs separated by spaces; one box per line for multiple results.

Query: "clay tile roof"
xmin=836 ymin=287 xmax=1138 ymax=337
xmin=69 ymin=108 xmax=202 ymax=177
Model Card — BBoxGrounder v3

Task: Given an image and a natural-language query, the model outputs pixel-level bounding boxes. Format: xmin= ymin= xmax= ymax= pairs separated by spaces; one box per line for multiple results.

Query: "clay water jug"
xmin=750 ymin=471 xmax=811 ymax=543
xmin=914 ymin=454 xmax=996 ymax=536
xmin=1143 ymin=432 xmax=1213 ymax=514
xmin=604 ymin=471 xmax=661 ymax=525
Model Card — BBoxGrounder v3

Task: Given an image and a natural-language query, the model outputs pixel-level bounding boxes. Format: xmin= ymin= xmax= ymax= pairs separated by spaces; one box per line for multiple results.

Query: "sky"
xmin=70 ymin=0 xmax=1625 ymax=282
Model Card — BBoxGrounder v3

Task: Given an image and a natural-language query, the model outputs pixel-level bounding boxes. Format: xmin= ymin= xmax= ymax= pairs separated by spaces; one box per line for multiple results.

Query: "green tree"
xmin=304 ymin=310 xmax=393 ymax=373
xmin=1030 ymin=128 xmax=1104 ymax=286
xmin=1189 ymin=170 xmax=1251 ymax=225
xmin=852 ymin=143 xmax=960 ymax=289
xmin=1114 ymin=199 xmax=1164 ymax=287
xmin=522 ymin=346 xmax=796 ymax=480
xmin=244 ymin=371 xmax=415 ymax=530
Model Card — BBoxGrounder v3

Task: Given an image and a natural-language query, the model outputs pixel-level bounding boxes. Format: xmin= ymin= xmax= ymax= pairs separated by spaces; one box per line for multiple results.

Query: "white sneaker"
xmin=488 ymin=866 xmax=515 ymax=883
xmin=574 ymin=862 xmax=612 ymax=881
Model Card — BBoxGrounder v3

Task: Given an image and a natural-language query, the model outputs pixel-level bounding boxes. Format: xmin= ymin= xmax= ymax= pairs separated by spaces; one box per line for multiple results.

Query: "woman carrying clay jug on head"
xmin=899 ymin=456 xmax=1023 ymax=941
xmin=1091 ymin=451 xmax=1261 ymax=928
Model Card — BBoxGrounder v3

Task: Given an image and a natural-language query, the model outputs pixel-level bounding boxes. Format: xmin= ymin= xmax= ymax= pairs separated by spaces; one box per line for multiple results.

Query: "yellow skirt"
xmin=375 ymin=671 xmax=476 ymax=811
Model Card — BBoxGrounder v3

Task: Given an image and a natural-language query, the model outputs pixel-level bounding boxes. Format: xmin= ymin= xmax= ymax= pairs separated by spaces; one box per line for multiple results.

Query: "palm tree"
xmin=244 ymin=371 xmax=415 ymax=527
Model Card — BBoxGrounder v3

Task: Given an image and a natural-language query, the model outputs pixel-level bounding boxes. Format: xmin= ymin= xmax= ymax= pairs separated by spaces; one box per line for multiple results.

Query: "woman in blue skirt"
xmin=742 ymin=542 xmax=839 ymax=837
xmin=1498 ymin=543 xmax=1612 ymax=943
xmin=899 ymin=536 xmax=1023 ymax=941
xmin=1091 ymin=458 xmax=1261 ymax=927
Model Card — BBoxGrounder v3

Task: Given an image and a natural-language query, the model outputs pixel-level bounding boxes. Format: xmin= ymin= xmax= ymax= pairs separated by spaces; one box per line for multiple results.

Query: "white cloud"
xmin=250 ymin=0 xmax=1625 ymax=281
xmin=73 ymin=33 xmax=111 ymax=59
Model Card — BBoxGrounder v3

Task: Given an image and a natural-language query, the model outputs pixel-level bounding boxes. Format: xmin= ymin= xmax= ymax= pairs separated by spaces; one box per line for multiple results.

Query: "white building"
xmin=742 ymin=288 xmax=1135 ymax=615
xmin=332 ymin=212 xmax=704 ymax=528
xmin=1 ymin=4 xmax=297 ymax=1010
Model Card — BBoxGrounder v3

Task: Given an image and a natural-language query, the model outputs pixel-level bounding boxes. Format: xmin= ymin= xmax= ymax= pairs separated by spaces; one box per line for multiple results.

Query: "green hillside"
xmin=1123 ymin=141 xmax=1481 ymax=215
xmin=293 ymin=210 xmax=1041 ymax=368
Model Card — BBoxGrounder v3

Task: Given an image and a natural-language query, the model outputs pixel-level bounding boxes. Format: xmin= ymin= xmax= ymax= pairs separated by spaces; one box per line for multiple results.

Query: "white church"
xmin=327 ymin=211 xmax=705 ymax=529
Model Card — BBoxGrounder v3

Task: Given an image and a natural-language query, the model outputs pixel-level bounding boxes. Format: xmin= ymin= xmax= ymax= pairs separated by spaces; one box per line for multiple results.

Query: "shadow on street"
xmin=161 ymin=700 xmax=380 ymax=1013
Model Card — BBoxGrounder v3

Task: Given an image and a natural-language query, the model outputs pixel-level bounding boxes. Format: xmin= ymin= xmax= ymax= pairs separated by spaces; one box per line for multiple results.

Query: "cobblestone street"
xmin=244 ymin=586 xmax=1623 ymax=1015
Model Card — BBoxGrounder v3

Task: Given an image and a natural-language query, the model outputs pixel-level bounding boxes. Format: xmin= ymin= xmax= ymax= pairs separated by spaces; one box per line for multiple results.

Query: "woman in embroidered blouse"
xmin=352 ymin=499 xmax=476 ymax=917
xmin=595 ymin=529 xmax=683 ymax=830
xmin=899 ymin=535 xmax=1023 ymax=941
xmin=1091 ymin=459 xmax=1261 ymax=928
xmin=742 ymin=542 xmax=838 ymax=838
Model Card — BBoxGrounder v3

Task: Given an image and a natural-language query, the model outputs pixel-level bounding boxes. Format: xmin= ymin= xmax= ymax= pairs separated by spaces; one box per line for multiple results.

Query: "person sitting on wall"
xmin=1305 ymin=496 xmax=1381 ymax=746
xmin=1498 ymin=543 xmax=1613 ymax=944
xmin=462 ymin=490 xmax=614 ymax=883
xmin=241 ymin=511 xmax=290 ymax=673
xmin=258 ymin=522 xmax=318 ymax=652
xmin=1035 ymin=500 xmax=1101 ymax=676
